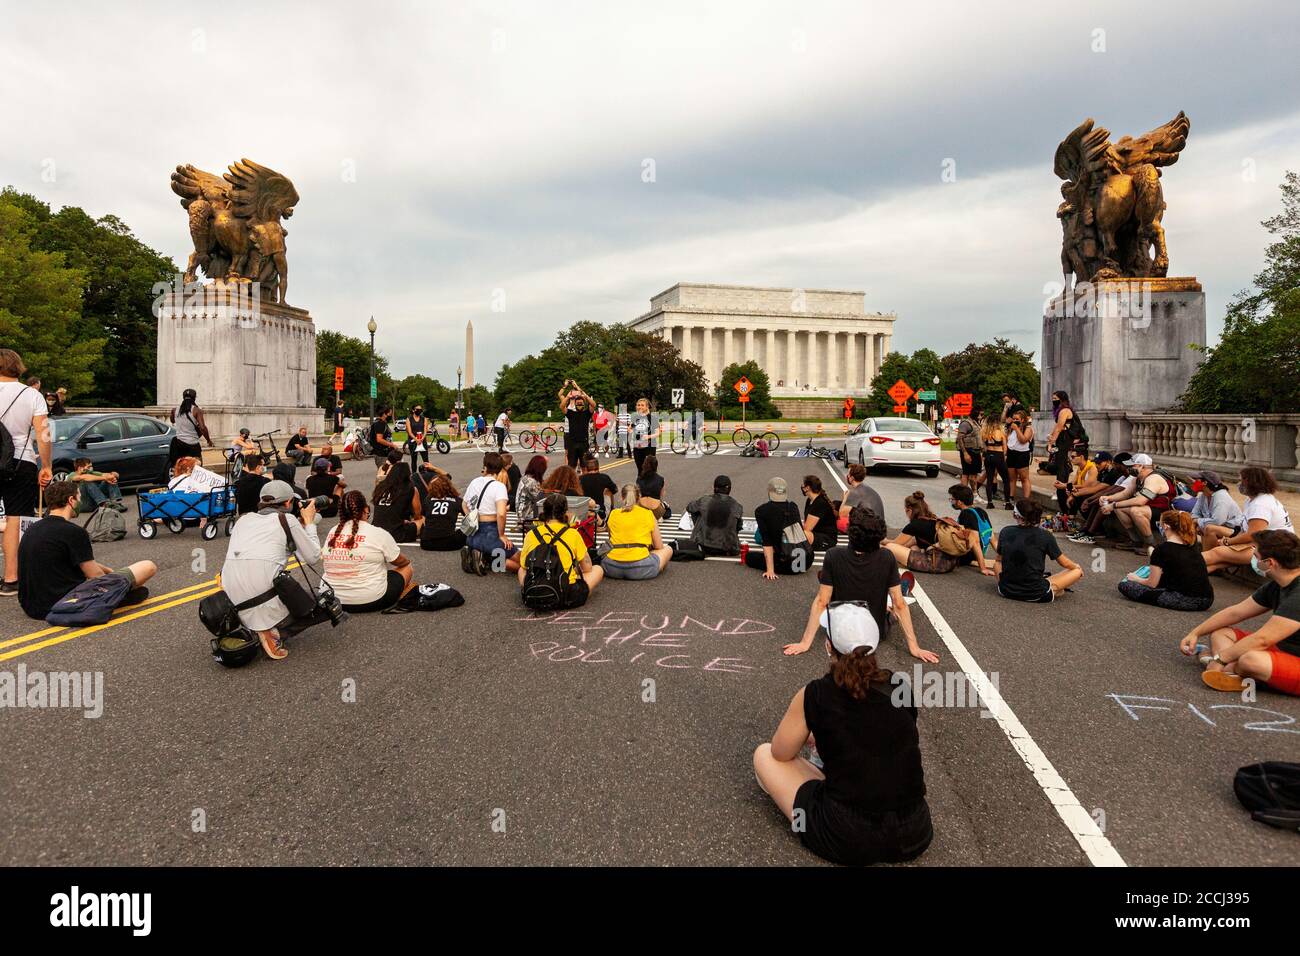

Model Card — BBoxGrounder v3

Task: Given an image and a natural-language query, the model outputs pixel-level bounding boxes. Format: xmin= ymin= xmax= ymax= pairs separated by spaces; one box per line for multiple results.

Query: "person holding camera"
xmin=558 ymin=379 xmax=595 ymax=468
xmin=219 ymin=479 xmax=324 ymax=661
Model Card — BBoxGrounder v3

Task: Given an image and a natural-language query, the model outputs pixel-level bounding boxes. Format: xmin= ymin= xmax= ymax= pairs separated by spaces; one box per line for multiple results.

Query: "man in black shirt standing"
xmin=559 ymin=380 xmax=594 ymax=468
xmin=369 ymin=406 xmax=397 ymax=468
xmin=17 ymin=481 xmax=156 ymax=620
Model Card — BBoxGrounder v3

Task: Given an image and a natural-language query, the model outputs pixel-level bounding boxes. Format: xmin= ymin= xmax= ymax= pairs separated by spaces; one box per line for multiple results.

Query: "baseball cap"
xmin=1113 ymin=452 xmax=1133 ymax=464
xmin=1093 ymin=451 xmax=1113 ymax=463
xmin=819 ymin=603 xmax=881 ymax=655
xmin=767 ymin=477 xmax=788 ymax=502
xmin=313 ymin=456 xmax=332 ymax=472
xmin=259 ymin=480 xmax=296 ymax=505
xmin=1192 ymin=469 xmax=1222 ymax=486
xmin=1130 ymin=453 xmax=1153 ymax=467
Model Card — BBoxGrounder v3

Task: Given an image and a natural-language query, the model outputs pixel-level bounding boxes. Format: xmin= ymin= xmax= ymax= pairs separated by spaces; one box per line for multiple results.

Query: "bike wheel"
xmin=540 ymin=426 xmax=559 ymax=448
xmin=702 ymin=435 xmax=719 ymax=455
xmin=732 ymin=427 xmax=752 ymax=447
xmin=670 ymin=433 xmax=688 ymax=454
xmin=519 ymin=431 xmax=536 ymax=450
xmin=761 ymin=431 xmax=780 ymax=451
xmin=436 ymin=438 xmax=451 ymax=455
xmin=229 ymin=455 xmax=244 ymax=480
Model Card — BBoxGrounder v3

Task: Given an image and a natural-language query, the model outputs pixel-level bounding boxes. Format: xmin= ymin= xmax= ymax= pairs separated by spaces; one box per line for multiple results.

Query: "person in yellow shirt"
xmin=1054 ymin=447 xmax=1097 ymax=516
xmin=602 ymin=483 xmax=674 ymax=580
xmin=518 ymin=493 xmax=604 ymax=606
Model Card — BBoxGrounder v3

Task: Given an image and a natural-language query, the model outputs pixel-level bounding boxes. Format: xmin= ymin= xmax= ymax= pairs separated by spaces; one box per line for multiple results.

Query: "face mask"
xmin=950 ymin=500 xmax=960 ymax=510
xmin=1251 ymin=555 xmax=1269 ymax=577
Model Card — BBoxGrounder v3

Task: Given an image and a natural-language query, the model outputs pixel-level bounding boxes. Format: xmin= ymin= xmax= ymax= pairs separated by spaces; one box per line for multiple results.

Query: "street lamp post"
xmin=456 ymin=365 xmax=463 ymax=417
xmin=367 ymin=316 xmax=377 ymax=424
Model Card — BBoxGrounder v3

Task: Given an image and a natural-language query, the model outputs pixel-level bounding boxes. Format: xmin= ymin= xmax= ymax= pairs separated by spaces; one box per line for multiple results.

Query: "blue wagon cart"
xmin=136 ymin=486 xmax=237 ymax=541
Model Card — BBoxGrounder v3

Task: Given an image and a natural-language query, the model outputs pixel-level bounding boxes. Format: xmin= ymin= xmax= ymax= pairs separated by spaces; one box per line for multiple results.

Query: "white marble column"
xmin=864 ymin=332 xmax=875 ymax=384
xmin=721 ymin=326 xmax=732 ymax=372
xmin=846 ymin=332 xmax=858 ymax=389
xmin=805 ymin=330 xmax=817 ymax=388
xmin=826 ymin=331 xmax=838 ymax=389
xmin=785 ymin=329 xmax=797 ymax=384
xmin=881 ymin=333 xmax=892 ymax=368
xmin=765 ymin=329 xmax=775 ymax=376
xmin=743 ymin=328 xmax=753 ymax=367
xmin=677 ymin=325 xmax=691 ymax=363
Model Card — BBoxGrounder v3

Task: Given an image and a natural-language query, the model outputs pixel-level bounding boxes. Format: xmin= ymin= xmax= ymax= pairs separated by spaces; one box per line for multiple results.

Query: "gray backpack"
xmin=84 ymin=504 xmax=127 ymax=542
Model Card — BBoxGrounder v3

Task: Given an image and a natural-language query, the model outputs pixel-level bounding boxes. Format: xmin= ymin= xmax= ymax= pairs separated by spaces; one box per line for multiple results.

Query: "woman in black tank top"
xmin=371 ymin=462 xmax=423 ymax=543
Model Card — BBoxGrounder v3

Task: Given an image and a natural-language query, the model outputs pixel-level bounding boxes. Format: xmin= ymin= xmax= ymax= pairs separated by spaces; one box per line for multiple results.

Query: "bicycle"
xmin=407 ymin=425 xmax=452 ymax=457
xmin=519 ymin=426 xmax=560 ymax=452
xmin=251 ymin=430 xmax=284 ymax=467
xmin=794 ymin=438 xmax=834 ymax=460
xmin=344 ymin=427 xmax=374 ymax=461
xmin=670 ymin=430 xmax=719 ymax=455
xmin=223 ymin=448 xmax=244 ymax=481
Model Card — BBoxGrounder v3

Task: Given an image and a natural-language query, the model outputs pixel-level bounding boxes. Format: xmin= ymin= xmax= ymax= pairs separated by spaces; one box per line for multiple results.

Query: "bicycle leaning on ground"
xmin=793 ymin=438 xmax=834 ymax=460
xmin=518 ymin=426 xmax=560 ymax=453
xmin=732 ymin=427 xmax=781 ymax=452
xmin=670 ymin=428 xmax=719 ymax=455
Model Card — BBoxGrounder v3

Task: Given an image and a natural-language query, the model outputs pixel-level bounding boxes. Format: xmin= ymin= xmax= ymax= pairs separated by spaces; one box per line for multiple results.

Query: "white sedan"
xmin=843 ymin=417 xmax=942 ymax=477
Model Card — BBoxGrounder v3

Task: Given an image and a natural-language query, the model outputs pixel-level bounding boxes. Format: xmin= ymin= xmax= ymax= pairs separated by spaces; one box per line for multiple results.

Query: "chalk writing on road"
xmin=515 ymin=610 xmax=775 ymax=675
xmin=1107 ymin=694 xmax=1300 ymax=735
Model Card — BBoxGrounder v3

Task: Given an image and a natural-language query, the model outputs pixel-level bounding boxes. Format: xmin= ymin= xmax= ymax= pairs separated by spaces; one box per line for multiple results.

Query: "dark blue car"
xmin=50 ymin=413 xmax=177 ymax=490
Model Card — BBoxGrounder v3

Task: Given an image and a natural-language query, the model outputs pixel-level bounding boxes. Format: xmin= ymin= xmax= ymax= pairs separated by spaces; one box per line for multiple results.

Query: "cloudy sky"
xmin=3 ymin=1 xmax=1298 ymax=385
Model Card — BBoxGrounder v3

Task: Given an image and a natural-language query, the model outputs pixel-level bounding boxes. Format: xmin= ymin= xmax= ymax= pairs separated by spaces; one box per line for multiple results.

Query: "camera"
xmin=291 ymin=494 xmax=332 ymax=517
xmin=315 ymin=583 xmax=346 ymax=627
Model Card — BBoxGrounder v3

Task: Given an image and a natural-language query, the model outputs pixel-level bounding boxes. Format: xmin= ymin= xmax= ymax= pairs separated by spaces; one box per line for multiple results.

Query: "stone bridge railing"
xmin=1125 ymin=413 xmax=1299 ymax=484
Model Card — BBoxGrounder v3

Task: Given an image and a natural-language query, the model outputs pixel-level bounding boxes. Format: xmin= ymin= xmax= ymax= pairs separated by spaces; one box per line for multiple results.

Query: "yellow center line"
xmin=1 ymin=562 xmax=301 ymax=660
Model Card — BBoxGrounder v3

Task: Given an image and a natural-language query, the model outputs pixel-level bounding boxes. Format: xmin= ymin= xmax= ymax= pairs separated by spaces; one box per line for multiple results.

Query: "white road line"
xmin=818 ymin=457 xmax=1126 ymax=868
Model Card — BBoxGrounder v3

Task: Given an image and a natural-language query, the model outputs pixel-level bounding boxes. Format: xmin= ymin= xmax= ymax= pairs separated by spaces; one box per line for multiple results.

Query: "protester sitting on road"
xmin=838 ymin=464 xmax=886 ymax=534
xmin=233 ymin=453 xmax=270 ymax=515
xmin=754 ymin=585 xmax=934 ymax=866
xmin=220 ymin=480 xmax=322 ymax=660
xmin=1006 ymin=411 xmax=1034 ymax=502
xmin=1069 ymin=452 xmax=1134 ymax=544
xmin=285 ymin=425 xmax=314 ymax=467
xmin=419 ymin=474 xmax=466 ymax=552
xmin=305 ymin=457 xmax=345 ymax=518
xmin=1180 ymin=529 xmax=1300 ymax=696
xmin=462 ymin=451 xmax=519 ymax=575
xmin=602 ymin=483 xmax=674 ymax=579
xmin=1054 ymin=447 xmax=1097 ymax=518
xmin=745 ymin=477 xmax=812 ymax=578
xmin=17 ymin=480 xmax=156 ymax=621
xmin=374 ymin=448 xmax=402 ymax=488
xmin=168 ymin=456 xmax=226 ymax=493
xmin=0 ymin=349 xmax=53 ymax=597
xmin=995 ymin=498 xmax=1082 ymax=602
xmin=501 ymin=452 xmax=521 ymax=511
xmin=370 ymin=461 xmax=423 ymax=543
xmin=579 ymin=454 xmax=618 ymax=518
xmin=783 ymin=506 xmax=939 ymax=662
xmin=1118 ymin=510 xmax=1213 ymax=612
xmin=543 ymin=464 xmax=594 ymax=523
xmin=1101 ymin=453 xmax=1171 ymax=553
xmin=884 ymin=491 xmax=957 ymax=575
xmin=1202 ymin=467 xmax=1295 ymax=574
xmin=1188 ymin=470 xmax=1244 ymax=544
xmin=686 ymin=474 xmax=744 ymax=556
xmin=945 ymin=484 xmax=997 ymax=576
xmin=515 ymin=454 xmax=547 ymax=532
xmin=317 ymin=443 xmax=343 ymax=476
xmin=518 ymin=492 xmax=603 ymax=604
xmin=322 ymin=490 xmax=416 ymax=613
xmin=981 ymin=413 xmax=1012 ymax=508
xmin=69 ymin=458 xmax=125 ymax=513
xmin=272 ymin=462 xmax=308 ymax=501
xmin=636 ymin=453 xmax=669 ymax=519
xmin=801 ymin=475 xmax=838 ymax=551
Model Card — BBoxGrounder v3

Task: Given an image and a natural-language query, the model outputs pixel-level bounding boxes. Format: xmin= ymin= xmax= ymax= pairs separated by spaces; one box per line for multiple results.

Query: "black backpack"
xmin=1234 ymin=762 xmax=1300 ymax=832
xmin=521 ymin=526 xmax=575 ymax=611
xmin=1066 ymin=411 xmax=1089 ymax=446
xmin=0 ymin=386 xmax=35 ymax=479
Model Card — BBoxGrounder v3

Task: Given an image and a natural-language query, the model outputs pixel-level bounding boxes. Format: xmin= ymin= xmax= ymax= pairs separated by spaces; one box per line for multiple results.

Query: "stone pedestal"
xmin=155 ymin=285 xmax=324 ymax=441
xmin=1037 ymin=277 xmax=1206 ymax=452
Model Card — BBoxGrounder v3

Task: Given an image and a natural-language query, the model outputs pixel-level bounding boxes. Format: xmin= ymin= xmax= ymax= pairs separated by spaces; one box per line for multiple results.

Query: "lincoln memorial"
xmin=628 ymin=283 xmax=896 ymax=396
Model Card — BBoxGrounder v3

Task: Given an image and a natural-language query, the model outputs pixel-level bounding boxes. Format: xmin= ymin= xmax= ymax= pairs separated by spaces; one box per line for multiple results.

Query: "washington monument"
xmin=464 ymin=320 xmax=475 ymax=388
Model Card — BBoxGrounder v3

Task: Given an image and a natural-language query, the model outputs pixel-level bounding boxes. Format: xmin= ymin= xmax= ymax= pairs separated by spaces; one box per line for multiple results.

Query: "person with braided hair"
xmin=321 ymin=489 xmax=415 ymax=612
xmin=754 ymin=575 xmax=934 ymax=866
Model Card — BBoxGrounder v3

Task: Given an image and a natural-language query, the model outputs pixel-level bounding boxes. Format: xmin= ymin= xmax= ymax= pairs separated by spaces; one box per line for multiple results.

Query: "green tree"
xmin=569 ymin=358 xmax=618 ymax=411
xmin=605 ymin=335 xmax=709 ymax=411
xmin=716 ymin=360 xmax=779 ymax=418
xmin=316 ymin=329 xmax=389 ymax=415
xmin=0 ymin=198 xmax=103 ymax=395
xmin=1180 ymin=171 xmax=1300 ymax=413
xmin=940 ymin=339 xmax=1041 ymax=419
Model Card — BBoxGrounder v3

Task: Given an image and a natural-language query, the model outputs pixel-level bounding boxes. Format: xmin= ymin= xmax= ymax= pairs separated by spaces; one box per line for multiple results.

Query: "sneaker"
xmin=1003 ymin=501 xmax=1014 ymax=510
xmin=471 ymin=549 xmax=488 ymax=576
xmin=1068 ymin=532 xmax=1095 ymax=544
xmin=0 ymin=580 xmax=16 ymax=597
xmin=899 ymin=570 xmax=916 ymax=598
xmin=460 ymin=546 xmax=473 ymax=574
xmin=259 ymin=630 xmax=288 ymax=661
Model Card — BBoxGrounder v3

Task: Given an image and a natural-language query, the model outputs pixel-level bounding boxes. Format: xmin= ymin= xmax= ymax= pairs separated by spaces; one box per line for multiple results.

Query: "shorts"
xmin=467 ymin=523 xmax=519 ymax=559
xmin=1007 ymin=449 xmax=1031 ymax=469
xmin=168 ymin=437 xmax=201 ymax=468
xmin=0 ymin=459 xmax=39 ymax=516
xmin=960 ymin=450 xmax=982 ymax=475
xmin=792 ymin=784 xmax=933 ymax=866
xmin=342 ymin=569 xmax=405 ymax=613
xmin=997 ymin=581 xmax=1054 ymax=603
xmin=906 ymin=548 xmax=959 ymax=574
xmin=1231 ymin=628 xmax=1300 ymax=696
xmin=602 ymin=552 xmax=661 ymax=580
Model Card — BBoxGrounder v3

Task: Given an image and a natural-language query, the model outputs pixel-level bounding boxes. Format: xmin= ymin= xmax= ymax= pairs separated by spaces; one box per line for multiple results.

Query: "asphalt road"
xmin=2 ymin=441 xmax=1297 ymax=866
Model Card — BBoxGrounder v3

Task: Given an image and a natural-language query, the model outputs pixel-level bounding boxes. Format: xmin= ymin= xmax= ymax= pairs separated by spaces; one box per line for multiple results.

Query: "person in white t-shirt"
xmin=1204 ymin=467 xmax=1295 ymax=575
xmin=0 ymin=349 xmax=54 ymax=597
xmin=493 ymin=408 xmax=511 ymax=452
xmin=321 ymin=489 xmax=415 ymax=612
xmin=461 ymin=451 xmax=519 ymax=575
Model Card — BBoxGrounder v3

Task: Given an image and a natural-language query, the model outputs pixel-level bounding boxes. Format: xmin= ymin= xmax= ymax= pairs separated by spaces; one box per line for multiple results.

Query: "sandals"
xmin=1201 ymin=670 xmax=1245 ymax=693
xmin=259 ymin=630 xmax=288 ymax=660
